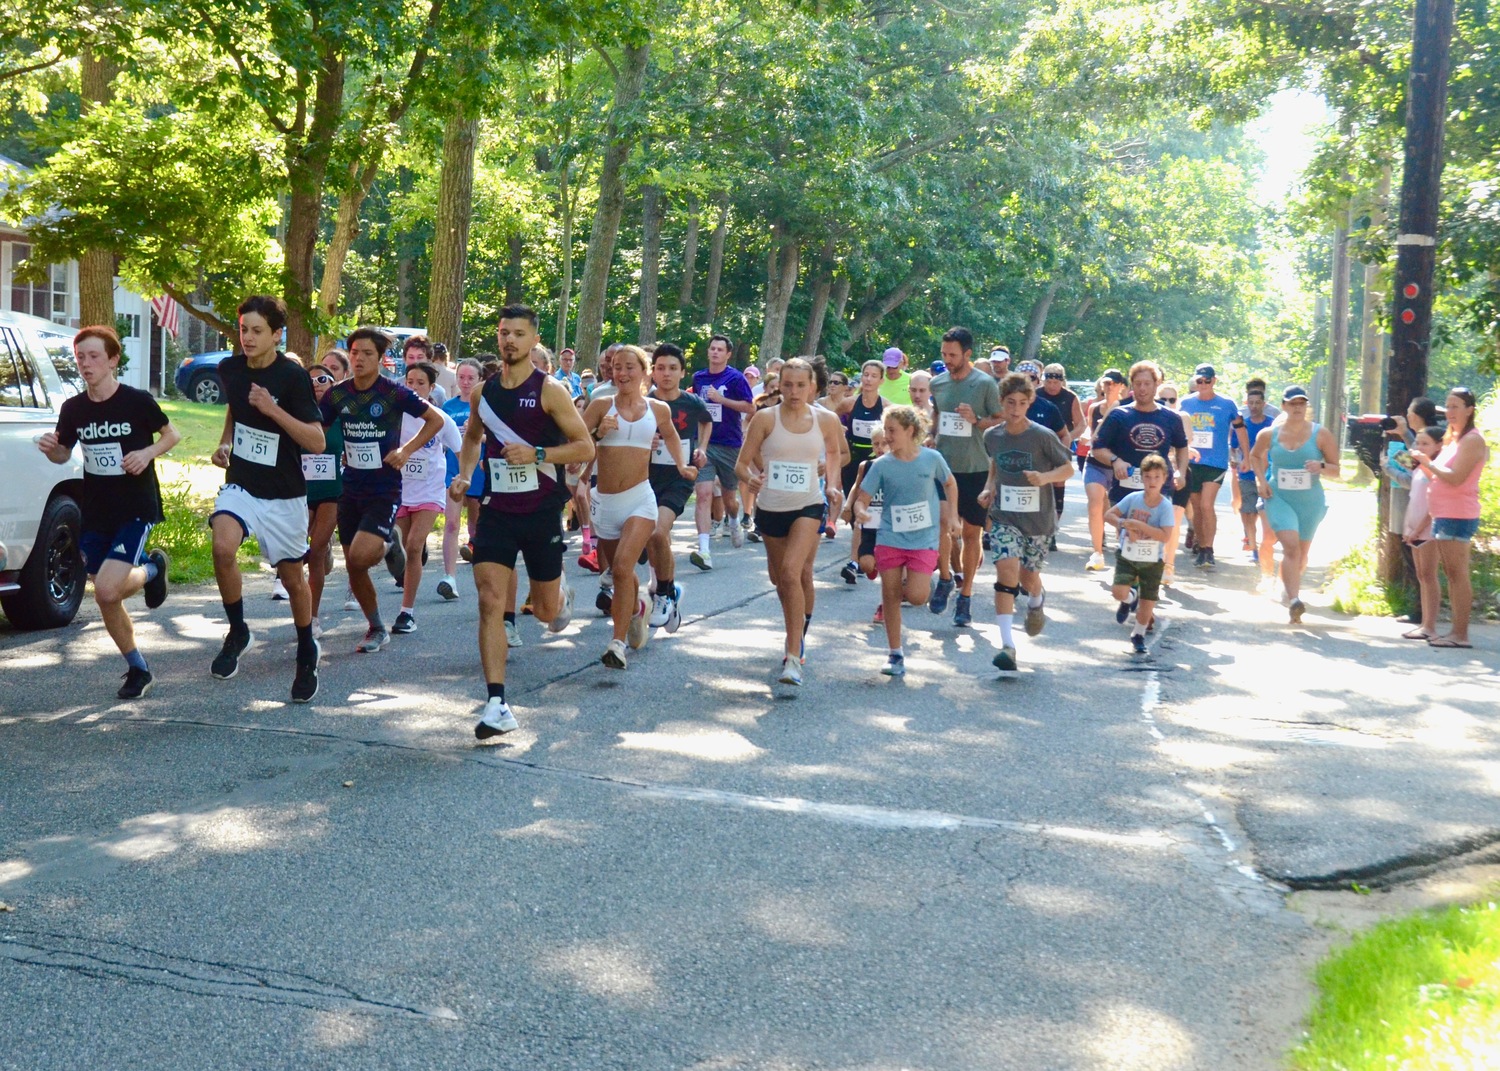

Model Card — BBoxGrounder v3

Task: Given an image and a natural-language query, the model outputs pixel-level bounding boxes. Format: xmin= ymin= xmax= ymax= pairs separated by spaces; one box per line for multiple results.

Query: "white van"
xmin=0 ymin=310 xmax=86 ymax=629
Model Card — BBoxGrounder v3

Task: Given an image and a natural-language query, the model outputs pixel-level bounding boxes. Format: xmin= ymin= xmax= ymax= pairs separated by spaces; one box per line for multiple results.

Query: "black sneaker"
xmin=117 ymin=666 xmax=153 ymax=699
xmin=1193 ymin=547 xmax=1208 ymax=568
xmin=840 ymin=561 xmax=859 ymax=585
xmin=747 ymin=528 xmax=763 ymax=543
xmin=211 ymin=629 xmax=253 ymax=679
xmin=143 ymin=549 xmax=170 ymax=609
xmin=1131 ymin=632 xmax=1147 ymax=654
xmin=1205 ymin=548 xmax=1216 ymax=568
xmin=385 ymin=540 xmax=406 ymax=582
xmin=391 ymin=610 xmax=417 ymax=634
xmin=595 ymin=586 xmax=613 ymax=615
xmin=1048 ymin=535 xmax=1058 ymax=552
xmin=291 ymin=641 xmax=320 ymax=703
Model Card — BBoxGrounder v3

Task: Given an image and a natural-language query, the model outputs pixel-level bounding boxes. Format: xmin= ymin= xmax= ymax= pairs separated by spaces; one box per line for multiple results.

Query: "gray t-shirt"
xmin=860 ymin=447 xmax=953 ymax=551
xmin=929 ymin=368 xmax=1001 ymax=474
xmin=1113 ymin=490 xmax=1175 ymax=563
xmin=982 ymin=420 xmax=1072 ymax=537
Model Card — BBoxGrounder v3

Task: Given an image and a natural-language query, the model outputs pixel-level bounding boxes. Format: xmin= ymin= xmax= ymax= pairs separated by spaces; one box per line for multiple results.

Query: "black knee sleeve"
xmin=993 ymin=581 xmax=1023 ymax=597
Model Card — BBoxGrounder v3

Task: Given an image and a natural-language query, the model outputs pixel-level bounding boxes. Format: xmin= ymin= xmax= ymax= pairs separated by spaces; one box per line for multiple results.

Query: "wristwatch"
xmin=535 ymin=446 xmax=547 ymax=464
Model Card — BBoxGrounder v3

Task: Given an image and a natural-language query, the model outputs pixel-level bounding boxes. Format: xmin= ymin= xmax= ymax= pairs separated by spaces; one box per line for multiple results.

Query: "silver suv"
xmin=0 ymin=310 xmax=86 ymax=629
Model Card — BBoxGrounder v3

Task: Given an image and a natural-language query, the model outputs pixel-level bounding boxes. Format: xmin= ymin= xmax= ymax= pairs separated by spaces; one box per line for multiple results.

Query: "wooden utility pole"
xmin=1327 ymin=215 xmax=1350 ymax=437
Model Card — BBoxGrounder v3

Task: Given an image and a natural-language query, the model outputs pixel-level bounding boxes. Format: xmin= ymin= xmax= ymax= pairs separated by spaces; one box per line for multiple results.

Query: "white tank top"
xmin=598 ymin=400 xmax=654 ymax=450
xmin=757 ymin=404 xmax=826 ymax=512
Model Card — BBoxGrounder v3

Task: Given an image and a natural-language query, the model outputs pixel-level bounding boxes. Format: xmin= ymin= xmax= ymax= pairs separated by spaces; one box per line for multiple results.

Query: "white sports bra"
xmin=598 ymin=401 xmax=655 ymax=449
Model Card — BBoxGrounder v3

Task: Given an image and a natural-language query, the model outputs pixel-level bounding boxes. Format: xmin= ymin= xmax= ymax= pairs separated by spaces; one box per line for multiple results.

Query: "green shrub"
xmin=155 ymin=481 xmax=259 ymax=585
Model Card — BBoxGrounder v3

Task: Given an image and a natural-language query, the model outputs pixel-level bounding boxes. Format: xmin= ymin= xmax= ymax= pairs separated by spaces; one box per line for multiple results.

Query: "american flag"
xmin=150 ymin=295 xmax=181 ymax=339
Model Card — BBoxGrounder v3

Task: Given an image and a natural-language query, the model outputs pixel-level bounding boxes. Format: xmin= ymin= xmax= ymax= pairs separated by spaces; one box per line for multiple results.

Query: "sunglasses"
xmin=311 ymin=374 xmax=335 ymax=384
xmin=829 ymin=378 xmax=847 ymax=386
xmin=1044 ymin=373 xmax=1064 ymax=381
xmin=1158 ymin=395 xmax=1178 ymax=403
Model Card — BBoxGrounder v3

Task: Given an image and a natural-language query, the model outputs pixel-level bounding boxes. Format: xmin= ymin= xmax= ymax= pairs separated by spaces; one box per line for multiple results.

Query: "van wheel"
xmin=1 ymin=494 xmax=86 ymax=630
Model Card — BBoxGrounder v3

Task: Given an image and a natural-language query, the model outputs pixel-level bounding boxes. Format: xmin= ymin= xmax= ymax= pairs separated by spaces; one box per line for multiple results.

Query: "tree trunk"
xmin=702 ymin=193 xmax=730 ymax=326
xmin=573 ymin=40 xmax=650 ymax=371
xmin=829 ymin=274 xmax=851 ymax=327
xmin=758 ymin=224 xmax=800 ymax=366
xmin=1021 ymin=277 xmax=1063 ymax=363
xmin=555 ymin=164 xmax=575 ymax=354
xmin=397 ymin=254 xmax=414 ymax=326
xmin=677 ymin=192 xmax=700 ymax=312
xmin=313 ymin=151 xmax=382 ymax=362
xmin=1358 ymin=164 xmax=1392 ymax=415
xmin=282 ymin=46 xmax=348 ymax=359
xmin=1327 ymin=213 xmax=1351 ymax=441
xmin=638 ymin=184 xmax=663 ymax=345
xmin=841 ymin=261 xmax=930 ymax=352
xmin=798 ymin=236 xmax=837 ymax=356
xmin=427 ymin=110 xmax=479 ymax=358
xmin=505 ymin=234 xmax=524 ymax=306
xmin=78 ymin=49 xmax=118 ymax=329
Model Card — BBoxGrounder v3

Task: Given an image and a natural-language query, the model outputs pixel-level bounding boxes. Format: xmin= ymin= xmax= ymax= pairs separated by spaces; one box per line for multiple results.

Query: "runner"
xmin=1103 ymin=454 xmax=1175 ymax=653
xmin=836 ymin=359 xmax=886 ymax=582
xmin=1235 ymin=382 xmax=1278 ymax=582
xmin=1179 ymin=364 xmax=1246 ymax=569
xmin=439 ymin=358 xmax=484 ymax=599
xmin=207 ymin=295 xmax=326 ymax=702
xmin=1154 ymin=382 xmax=1192 ymax=585
xmin=842 ymin=427 xmax=889 ymax=621
xmin=878 ymin=347 xmax=912 ymax=405
xmin=319 ymin=328 xmax=446 ymax=653
xmin=927 ymin=327 xmax=1003 ymax=628
xmin=1082 ymin=368 xmax=1128 ymax=570
xmin=1039 ymin=363 xmax=1084 ymax=523
xmin=907 ymin=370 xmax=934 ymax=423
xmin=1249 ymin=386 xmax=1340 ymax=624
xmin=37 ymin=325 xmax=179 ymax=699
xmin=450 ymin=305 xmax=594 ymax=737
xmin=690 ymin=333 xmax=756 ymax=555
xmin=301 ymin=362 xmax=342 ymax=634
xmin=390 ymin=361 xmax=464 ymax=634
xmin=583 ymin=345 xmax=696 ymax=667
xmin=851 ymin=407 xmax=957 ymax=677
xmin=646 ymin=343 xmax=712 ymax=632
xmin=736 ymin=358 xmax=846 ymax=685
xmin=976 ymin=372 xmax=1074 ymax=674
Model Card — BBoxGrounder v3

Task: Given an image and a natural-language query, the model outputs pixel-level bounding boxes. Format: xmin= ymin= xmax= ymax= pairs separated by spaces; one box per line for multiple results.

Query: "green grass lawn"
xmin=155 ymin=399 xmax=257 ymax=584
xmin=160 ymin=398 xmax=228 ymax=466
xmin=1292 ymin=899 xmax=1500 ymax=1070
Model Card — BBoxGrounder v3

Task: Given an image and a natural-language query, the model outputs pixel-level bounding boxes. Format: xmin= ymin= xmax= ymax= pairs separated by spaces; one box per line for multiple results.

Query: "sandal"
xmin=1401 ymin=628 xmax=1434 ymax=640
xmin=1426 ymin=636 xmax=1473 ymax=649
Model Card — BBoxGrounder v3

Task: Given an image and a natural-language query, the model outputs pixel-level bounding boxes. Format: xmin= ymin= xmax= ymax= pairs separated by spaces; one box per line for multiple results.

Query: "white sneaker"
xmin=712 ymin=519 xmax=727 ymax=539
xmin=1086 ymin=552 xmax=1106 ymax=572
xmin=474 ymin=697 xmax=518 ymax=739
xmin=602 ymin=638 xmax=628 ymax=669
xmin=505 ymin=620 xmax=523 ymax=647
xmin=310 ymin=616 xmax=323 ymax=640
xmin=271 ymin=577 xmax=289 ymax=600
xmin=664 ymin=584 xmax=683 ymax=634
xmin=628 ymin=597 xmax=650 ymax=649
xmin=343 ymin=588 xmax=359 ymax=612
xmin=549 ymin=574 xmax=573 ymax=633
xmin=777 ymin=657 xmax=803 ymax=685
xmin=729 ymin=517 xmax=745 ymax=548
xmin=648 ymin=594 xmax=670 ymax=628
xmin=436 ymin=575 xmax=459 ymax=601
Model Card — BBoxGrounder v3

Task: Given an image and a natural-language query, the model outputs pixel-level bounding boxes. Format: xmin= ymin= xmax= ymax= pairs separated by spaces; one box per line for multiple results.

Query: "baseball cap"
xmin=882 ymin=347 xmax=905 ymax=368
xmin=1102 ymin=368 xmax=1127 ymax=385
xmin=1283 ymin=386 xmax=1308 ymax=401
xmin=1194 ymin=364 xmax=1216 ymax=380
xmin=1016 ymin=360 xmax=1043 ymax=378
xmin=745 ymin=366 xmax=760 ymax=379
xmin=930 ymin=361 xmax=946 ymax=375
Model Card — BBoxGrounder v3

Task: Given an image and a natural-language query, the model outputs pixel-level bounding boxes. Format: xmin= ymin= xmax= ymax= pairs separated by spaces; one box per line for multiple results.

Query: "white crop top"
xmin=597 ymin=401 xmax=655 ymax=449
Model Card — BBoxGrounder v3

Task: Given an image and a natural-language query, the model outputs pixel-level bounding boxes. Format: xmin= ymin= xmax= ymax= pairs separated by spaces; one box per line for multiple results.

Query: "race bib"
xmin=344 ymin=440 xmax=383 ymax=470
xmin=706 ymin=402 xmax=723 ymax=423
xmin=651 ymin=438 xmax=673 ymax=465
xmin=488 ymin=457 xmax=538 ymax=494
xmin=81 ymin=441 xmax=125 ymax=476
xmin=1118 ymin=468 xmax=1144 ymax=490
xmin=402 ymin=455 xmax=428 ymax=481
xmin=851 ymin=418 xmax=881 ymax=440
xmin=1122 ymin=538 xmax=1162 ymax=564
xmin=1278 ymin=468 xmax=1313 ymax=490
xmin=938 ymin=411 xmax=971 ymax=438
xmin=233 ymin=423 xmax=280 ymax=466
xmin=301 ymin=453 xmax=335 ymax=481
xmin=1000 ymin=485 xmax=1041 ymax=513
xmin=766 ymin=459 xmax=814 ymax=493
xmin=1191 ymin=428 xmax=1214 ymax=449
xmin=891 ymin=501 xmax=933 ymax=532
xmin=863 ymin=506 xmax=882 ymax=529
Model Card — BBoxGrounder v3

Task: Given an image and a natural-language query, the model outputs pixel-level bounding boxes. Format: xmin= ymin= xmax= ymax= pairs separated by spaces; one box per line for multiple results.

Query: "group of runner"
xmin=39 ymin=297 xmax=1350 ymax=727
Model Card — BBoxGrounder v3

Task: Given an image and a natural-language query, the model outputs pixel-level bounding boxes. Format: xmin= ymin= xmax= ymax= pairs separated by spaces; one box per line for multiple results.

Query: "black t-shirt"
xmin=55 ymin=384 xmax=169 ymax=532
xmin=1027 ymin=395 xmax=1066 ymax=435
xmin=651 ymin=390 xmax=712 ymax=467
xmin=219 ymin=352 xmax=323 ymax=500
xmin=1042 ymin=387 xmax=1079 ymax=431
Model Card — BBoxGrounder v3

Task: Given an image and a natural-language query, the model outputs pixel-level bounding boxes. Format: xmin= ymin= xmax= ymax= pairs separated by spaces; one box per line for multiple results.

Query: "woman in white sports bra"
xmin=582 ymin=345 xmax=697 ymax=670
xmin=736 ymin=357 xmax=847 ymax=686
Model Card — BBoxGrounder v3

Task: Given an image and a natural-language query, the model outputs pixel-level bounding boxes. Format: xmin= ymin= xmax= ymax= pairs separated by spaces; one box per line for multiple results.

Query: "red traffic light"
xmin=1401 ymin=308 xmax=1417 ymax=324
xmin=1403 ymin=283 xmax=1420 ymax=299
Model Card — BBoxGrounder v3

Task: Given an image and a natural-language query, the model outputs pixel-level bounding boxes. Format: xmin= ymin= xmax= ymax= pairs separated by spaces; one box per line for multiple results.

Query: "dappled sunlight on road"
xmin=537 ymin=940 xmax=659 ymax=1004
xmin=617 ymin=724 xmax=765 ymax=762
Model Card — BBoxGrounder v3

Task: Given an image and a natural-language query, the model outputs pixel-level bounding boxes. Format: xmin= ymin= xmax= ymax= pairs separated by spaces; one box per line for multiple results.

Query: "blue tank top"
xmin=1268 ymin=422 xmax=1325 ymax=496
xmin=846 ymin=394 xmax=884 ymax=455
xmin=477 ymin=368 xmax=567 ymax=513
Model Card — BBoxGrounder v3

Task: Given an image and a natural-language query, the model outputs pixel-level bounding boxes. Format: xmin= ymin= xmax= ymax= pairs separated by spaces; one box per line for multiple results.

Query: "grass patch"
xmin=1291 ymin=899 xmax=1500 ymax=1071
xmin=159 ymin=399 xmax=228 ymax=465
xmin=155 ymin=481 xmax=259 ymax=585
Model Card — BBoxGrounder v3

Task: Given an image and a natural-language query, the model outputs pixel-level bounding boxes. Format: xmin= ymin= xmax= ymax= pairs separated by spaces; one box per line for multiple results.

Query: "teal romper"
xmin=1265 ymin=423 xmax=1327 ymax=540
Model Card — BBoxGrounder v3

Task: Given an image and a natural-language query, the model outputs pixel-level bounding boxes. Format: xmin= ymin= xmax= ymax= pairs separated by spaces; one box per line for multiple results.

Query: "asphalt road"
xmin=2 ymin=483 xmax=1495 ymax=1070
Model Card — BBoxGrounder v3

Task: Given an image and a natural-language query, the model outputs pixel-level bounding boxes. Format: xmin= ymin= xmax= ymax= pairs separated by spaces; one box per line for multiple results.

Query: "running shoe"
xmin=578 ymin=549 xmax=601 ymax=573
xmin=777 ymin=657 xmax=802 ymax=685
xmin=1116 ymin=587 xmax=1139 ymax=624
xmin=712 ymin=519 xmax=726 ymax=540
xmin=1205 ymin=548 xmax=1216 ymax=569
xmin=475 ymin=697 xmax=519 ymax=738
xmin=953 ymin=593 xmax=972 ymax=627
xmin=549 ymin=575 xmax=574 ymax=633
xmin=595 ymin=585 xmax=613 ymax=615
xmin=840 ymin=561 xmax=859 ymax=585
xmin=117 ymin=666 xmax=153 ymax=700
xmin=271 ymin=577 xmax=289 ymax=601
xmin=992 ymin=646 xmax=1018 ymax=672
xmin=872 ymin=604 xmax=884 ymax=625
xmin=356 ymin=627 xmax=389 ymax=653
xmin=690 ymin=549 xmax=713 ymax=571
xmin=343 ymin=590 xmax=359 ymax=612
xmin=628 ymin=597 xmax=650 ymax=649
xmin=144 ymin=549 xmax=170 ymax=609
xmin=928 ymin=576 xmax=954 ymax=614
xmin=1250 ymin=549 xmax=1259 ymax=565
xmin=311 ymin=617 xmax=323 ymax=639
xmin=521 ymin=597 xmax=534 ymax=615
xmin=1242 ymin=537 xmax=1252 ymax=551
xmin=741 ymin=514 xmax=752 ymax=531
xmin=747 ymin=529 xmax=763 ymax=543
xmin=1025 ymin=591 xmax=1047 ymax=637
xmin=437 ymin=575 xmax=459 ymax=601
xmin=505 ymin=620 xmax=523 ymax=647
xmin=1086 ymin=551 xmax=1106 ymax=572
xmin=881 ymin=654 xmax=906 ymax=677
xmin=291 ymin=640 xmax=320 ymax=704
xmin=1184 ymin=528 xmax=1196 ymax=552
xmin=1131 ymin=632 xmax=1148 ymax=654
xmin=982 ymin=529 xmax=993 ymax=553
xmin=1162 ymin=567 xmax=1176 ymax=588
xmin=460 ymin=542 xmax=474 ymax=563
xmin=1048 ymin=535 xmax=1058 ymax=552
xmin=384 ymin=540 xmax=406 ymax=583
xmin=391 ymin=610 xmax=417 ymax=634
xmin=664 ymin=583 xmax=683 ymax=634
xmin=730 ymin=518 xmax=745 ymax=548
xmin=1289 ymin=599 xmax=1305 ymax=624
xmin=211 ymin=629 xmax=254 ymax=680
xmin=602 ymin=638 xmax=628 ymax=669
xmin=649 ymin=594 xmax=670 ymax=628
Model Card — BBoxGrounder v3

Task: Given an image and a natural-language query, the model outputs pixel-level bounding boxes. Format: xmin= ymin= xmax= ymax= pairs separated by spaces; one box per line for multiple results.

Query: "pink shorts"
xmin=873 ymin=545 xmax=940 ymax=575
xmin=396 ymin=503 xmax=444 ymax=519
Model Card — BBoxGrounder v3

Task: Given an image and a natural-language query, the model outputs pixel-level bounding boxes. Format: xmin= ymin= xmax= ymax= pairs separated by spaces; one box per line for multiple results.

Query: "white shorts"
xmin=212 ymin=484 xmax=310 ymax=566
xmin=589 ymin=481 xmax=658 ymax=541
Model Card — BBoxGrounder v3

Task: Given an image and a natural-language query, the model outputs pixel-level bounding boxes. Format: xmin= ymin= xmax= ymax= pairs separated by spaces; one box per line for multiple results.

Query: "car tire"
xmin=189 ymin=373 xmax=224 ymax=405
xmin=1 ymin=493 xmax=86 ymax=630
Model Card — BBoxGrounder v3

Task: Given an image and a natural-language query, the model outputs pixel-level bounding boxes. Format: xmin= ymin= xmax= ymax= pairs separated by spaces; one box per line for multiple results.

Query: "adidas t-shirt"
xmin=55 ymin=383 xmax=169 ymax=532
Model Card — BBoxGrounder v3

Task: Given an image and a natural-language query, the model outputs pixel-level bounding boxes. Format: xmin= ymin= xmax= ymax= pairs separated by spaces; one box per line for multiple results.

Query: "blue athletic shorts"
xmin=80 ymin=521 xmax=153 ymax=576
